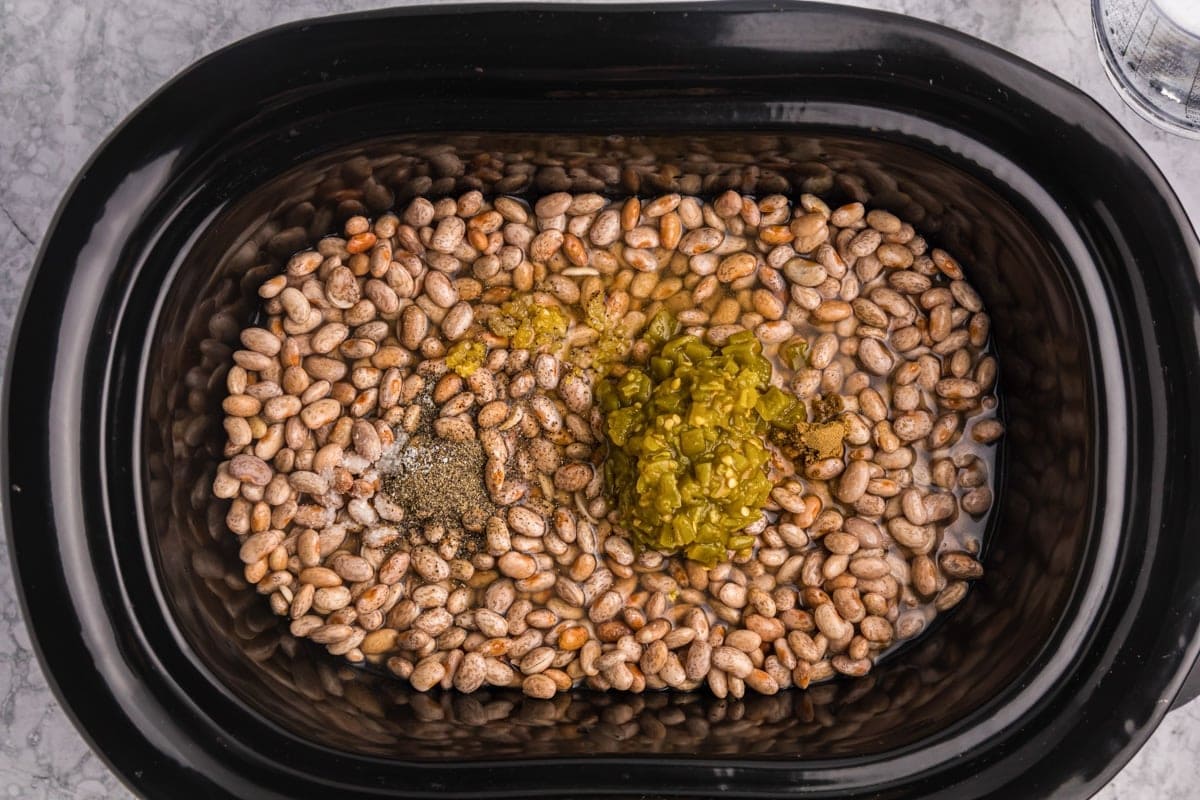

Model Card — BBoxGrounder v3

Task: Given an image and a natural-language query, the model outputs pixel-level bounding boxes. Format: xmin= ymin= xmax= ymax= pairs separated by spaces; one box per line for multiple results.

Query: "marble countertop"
xmin=1 ymin=1 xmax=1197 ymax=798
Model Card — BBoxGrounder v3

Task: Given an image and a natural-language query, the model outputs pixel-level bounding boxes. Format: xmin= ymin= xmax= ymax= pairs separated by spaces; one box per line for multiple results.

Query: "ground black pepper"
xmin=381 ymin=434 xmax=495 ymax=523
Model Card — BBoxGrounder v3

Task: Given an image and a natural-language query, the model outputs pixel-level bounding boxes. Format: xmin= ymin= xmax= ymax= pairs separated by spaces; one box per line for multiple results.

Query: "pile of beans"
xmin=214 ymin=189 xmax=1001 ymax=699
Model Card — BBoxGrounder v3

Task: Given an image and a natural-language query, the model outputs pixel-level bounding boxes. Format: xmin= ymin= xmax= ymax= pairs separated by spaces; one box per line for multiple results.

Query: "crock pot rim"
xmin=5 ymin=3 xmax=1200 ymax=799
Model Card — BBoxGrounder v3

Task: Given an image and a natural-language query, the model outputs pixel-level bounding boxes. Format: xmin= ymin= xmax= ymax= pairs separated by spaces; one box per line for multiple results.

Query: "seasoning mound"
xmin=380 ymin=434 xmax=495 ymax=530
xmin=770 ymin=419 xmax=849 ymax=465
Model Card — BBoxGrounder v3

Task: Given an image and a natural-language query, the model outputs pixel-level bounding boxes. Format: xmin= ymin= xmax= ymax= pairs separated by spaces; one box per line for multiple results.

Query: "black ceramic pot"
xmin=5 ymin=3 xmax=1200 ymax=798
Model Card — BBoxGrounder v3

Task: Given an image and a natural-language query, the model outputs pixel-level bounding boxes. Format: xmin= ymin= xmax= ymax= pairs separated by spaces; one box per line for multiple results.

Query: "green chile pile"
xmin=214 ymin=188 xmax=1002 ymax=699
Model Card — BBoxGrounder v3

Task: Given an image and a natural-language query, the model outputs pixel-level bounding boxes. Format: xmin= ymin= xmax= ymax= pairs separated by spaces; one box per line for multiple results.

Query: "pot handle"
xmin=1172 ymin=659 xmax=1200 ymax=710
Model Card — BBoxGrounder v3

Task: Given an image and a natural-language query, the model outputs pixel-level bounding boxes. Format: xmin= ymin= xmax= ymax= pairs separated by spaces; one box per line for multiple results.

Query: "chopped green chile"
xmin=598 ymin=329 xmax=783 ymax=566
xmin=577 ymin=291 xmax=632 ymax=371
xmin=445 ymin=340 xmax=487 ymax=377
xmin=779 ymin=337 xmax=809 ymax=370
xmin=486 ymin=292 xmax=569 ymax=350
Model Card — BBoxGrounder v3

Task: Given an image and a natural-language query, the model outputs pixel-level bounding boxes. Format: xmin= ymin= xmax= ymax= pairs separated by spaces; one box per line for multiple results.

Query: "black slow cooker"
xmin=5 ymin=4 xmax=1200 ymax=798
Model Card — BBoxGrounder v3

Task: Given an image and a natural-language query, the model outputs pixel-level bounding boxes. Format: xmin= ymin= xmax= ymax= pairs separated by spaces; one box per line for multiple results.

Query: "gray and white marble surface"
xmin=1 ymin=1 xmax=1198 ymax=798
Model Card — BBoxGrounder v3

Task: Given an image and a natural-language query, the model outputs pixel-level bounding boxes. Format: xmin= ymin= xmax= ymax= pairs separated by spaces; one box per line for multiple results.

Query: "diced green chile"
xmin=598 ymin=329 xmax=793 ymax=566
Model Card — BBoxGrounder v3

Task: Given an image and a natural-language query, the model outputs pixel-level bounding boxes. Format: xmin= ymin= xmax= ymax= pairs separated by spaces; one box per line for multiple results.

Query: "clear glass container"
xmin=1093 ymin=0 xmax=1200 ymax=138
